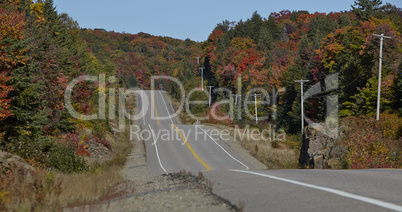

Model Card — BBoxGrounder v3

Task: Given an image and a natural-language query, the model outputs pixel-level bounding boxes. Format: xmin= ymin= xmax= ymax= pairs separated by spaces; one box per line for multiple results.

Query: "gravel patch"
xmin=64 ymin=95 xmax=237 ymax=212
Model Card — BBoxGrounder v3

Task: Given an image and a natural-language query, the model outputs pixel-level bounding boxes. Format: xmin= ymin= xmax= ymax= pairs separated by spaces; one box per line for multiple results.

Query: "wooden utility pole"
xmin=199 ymin=67 xmax=205 ymax=91
xmin=252 ymin=93 xmax=261 ymax=124
xmin=373 ymin=33 xmax=391 ymax=121
xmin=295 ymin=79 xmax=309 ymax=134
xmin=207 ymin=86 xmax=214 ymax=106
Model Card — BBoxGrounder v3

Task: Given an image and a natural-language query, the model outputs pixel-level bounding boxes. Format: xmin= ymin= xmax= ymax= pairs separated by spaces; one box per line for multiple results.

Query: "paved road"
xmin=138 ymin=90 xmax=250 ymax=175
xmin=137 ymin=90 xmax=402 ymax=212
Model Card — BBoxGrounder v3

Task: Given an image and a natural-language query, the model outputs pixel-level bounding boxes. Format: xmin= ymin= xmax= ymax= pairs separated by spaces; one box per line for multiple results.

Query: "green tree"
xmin=391 ymin=63 xmax=402 ymax=116
xmin=256 ymin=27 xmax=273 ymax=51
xmin=339 ymin=14 xmax=352 ymax=28
xmin=397 ymin=76 xmax=402 ymax=116
xmin=351 ymin=0 xmax=384 ymax=21
xmin=351 ymin=77 xmax=379 ymax=116
xmin=214 ymin=20 xmax=235 ymax=33
xmin=0 ymin=6 xmax=26 ymax=123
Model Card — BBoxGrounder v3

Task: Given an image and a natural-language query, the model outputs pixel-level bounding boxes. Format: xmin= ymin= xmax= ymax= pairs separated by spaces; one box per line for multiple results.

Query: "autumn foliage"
xmin=201 ymin=3 xmax=401 ymax=168
xmin=0 ymin=7 xmax=26 ymax=122
xmin=0 ymin=0 xmax=401 ymax=172
xmin=343 ymin=115 xmax=401 ymax=168
xmin=0 ymin=0 xmax=104 ymax=172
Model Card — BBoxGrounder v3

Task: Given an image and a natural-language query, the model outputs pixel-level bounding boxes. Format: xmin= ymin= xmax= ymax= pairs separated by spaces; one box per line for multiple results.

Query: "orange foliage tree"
xmin=0 ymin=7 xmax=27 ymax=121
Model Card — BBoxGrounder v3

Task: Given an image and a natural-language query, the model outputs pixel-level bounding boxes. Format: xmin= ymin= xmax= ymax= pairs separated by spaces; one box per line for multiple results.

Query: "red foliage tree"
xmin=0 ymin=7 xmax=27 ymax=121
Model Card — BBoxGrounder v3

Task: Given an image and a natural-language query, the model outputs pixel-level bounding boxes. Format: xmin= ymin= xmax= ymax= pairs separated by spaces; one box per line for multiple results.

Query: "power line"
xmin=266 ymin=37 xmax=399 ymax=120
xmin=380 ymin=56 xmax=402 ymax=75
xmin=275 ymin=61 xmax=374 ymax=114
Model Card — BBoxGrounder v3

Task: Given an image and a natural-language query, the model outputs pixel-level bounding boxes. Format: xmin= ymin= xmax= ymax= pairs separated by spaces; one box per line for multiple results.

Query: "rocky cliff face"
xmin=299 ymin=123 xmax=346 ymax=169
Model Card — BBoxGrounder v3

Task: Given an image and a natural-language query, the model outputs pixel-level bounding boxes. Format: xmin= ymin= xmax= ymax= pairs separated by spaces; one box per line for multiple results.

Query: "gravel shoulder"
xmin=63 ymin=94 xmax=238 ymax=212
xmin=64 ymin=125 xmax=236 ymax=212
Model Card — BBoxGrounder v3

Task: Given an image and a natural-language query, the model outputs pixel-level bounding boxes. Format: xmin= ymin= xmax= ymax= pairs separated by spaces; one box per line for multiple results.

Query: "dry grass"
xmin=55 ymin=165 xmax=122 ymax=207
xmin=0 ymin=94 xmax=135 ymax=211
xmin=1 ymin=169 xmax=48 ymax=211
xmin=55 ymin=123 xmax=132 ymax=208
xmin=212 ymin=124 xmax=299 ymax=169
xmin=241 ymin=140 xmax=298 ymax=169
xmin=1 ymin=164 xmax=125 ymax=211
xmin=236 ymin=130 xmax=298 ymax=169
xmin=1 ymin=127 xmax=131 ymax=211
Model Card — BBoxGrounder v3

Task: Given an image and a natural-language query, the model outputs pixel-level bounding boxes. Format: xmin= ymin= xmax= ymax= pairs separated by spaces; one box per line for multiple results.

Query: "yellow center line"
xmin=151 ymin=90 xmax=160 ymax=125
xmin=172 ymin=124 xmax=211 ymax=171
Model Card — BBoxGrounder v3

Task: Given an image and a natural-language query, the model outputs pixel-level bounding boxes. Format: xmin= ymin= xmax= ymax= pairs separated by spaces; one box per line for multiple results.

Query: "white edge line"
xmin=197 ymin=126 xmax=249 ymax=170
xmin=141 ymin=91 xmax=145 ymax=125
xmin=148 ymin=124 xmax=168 ymax=174
xmin=159 ymin=90 xmax=174 ymax=124
xmin=165 ymin=91 xmax=177 ymax=118
xmin=229 ymin=169 xmax=402 ymax=212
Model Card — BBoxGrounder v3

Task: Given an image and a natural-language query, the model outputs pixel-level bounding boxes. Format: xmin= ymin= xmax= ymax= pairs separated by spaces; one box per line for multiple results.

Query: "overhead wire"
xmin=247 ymin=35 xmax=400 ymax=114
xmin=380 ymin=56 xmax=402 ymax=75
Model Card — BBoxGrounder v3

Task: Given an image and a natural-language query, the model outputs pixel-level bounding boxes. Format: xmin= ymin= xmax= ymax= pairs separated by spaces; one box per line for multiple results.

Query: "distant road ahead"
xmin=137 ymin=90 xmax=402 ymax=212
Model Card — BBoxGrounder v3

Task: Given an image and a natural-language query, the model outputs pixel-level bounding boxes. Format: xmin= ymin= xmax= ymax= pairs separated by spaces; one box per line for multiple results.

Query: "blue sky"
xmin=53 ymin=0 xmax=401 ymax=42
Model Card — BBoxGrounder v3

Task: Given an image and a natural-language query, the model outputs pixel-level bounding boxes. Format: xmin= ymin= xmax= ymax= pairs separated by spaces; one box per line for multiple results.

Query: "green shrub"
xmin=342 ymin=115 xmax=401 ymax=169
xmin=2 ymin=136 xmax=86 ymax=173
xmin=380 ymin=114 xmax=402 ymax=139
xmin=271 ymin=141 xmax=279 ymax=149
xmin=48 ymin=143 xmax=87 ymax=173
xmin=3 ymin=136 xmax=52 ymax=167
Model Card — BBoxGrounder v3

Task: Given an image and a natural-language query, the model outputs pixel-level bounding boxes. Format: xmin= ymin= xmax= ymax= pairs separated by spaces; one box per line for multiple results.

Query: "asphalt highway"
xmin=137 ymin=90 xmax=402 ymax=212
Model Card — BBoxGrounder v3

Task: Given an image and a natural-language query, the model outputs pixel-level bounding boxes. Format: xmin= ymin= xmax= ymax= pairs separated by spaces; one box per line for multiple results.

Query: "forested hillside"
xmin=80 ymin=29 xmax=201 ymax=89
xmin=0 ymin=0 xmax=109 ymax=171
xmin=197 ymin=1 xmax=401 ymax=168
xmin=0 ymin=0 xmax=401 ymax=174
xmin=79 ymin=1 xmax=401 ymax=135
xmin=0 ymin=0 xmax=202 ymax=172
xmin=201 ymin=2 xmax=401 ymax=133
xmin=0 ymin=1 xmax=204 ymax=209
xmin=79 ymin=1 xmax=401 ymax=168
xmin=1 ymin=0 xmax=401 ymax=210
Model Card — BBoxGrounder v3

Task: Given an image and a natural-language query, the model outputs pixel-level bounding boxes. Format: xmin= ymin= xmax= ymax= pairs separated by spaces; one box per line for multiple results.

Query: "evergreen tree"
xmin=266 ymin=15 xmax=280 ymax=40
xmin=397 ymin=76 xmax=402 ymax=116
xmin=257 ymin=27 xmax=273 ymax=51
xmin=352 ymin=77 xmax=379 ymax=116
xmin=391 ymin=63 xmax=402 ymax=116
xmin=249 ymin=11 xmax=264 ymax=41
xmin=3 ymin=63 xmax=47 ymax=140
xmin=351 ymin=0 xmax=384 ymax=21
xmin=214 ymin=20 xmax=234 ymax=33
xmin=339 ymin=14 xmax=352 ymax=28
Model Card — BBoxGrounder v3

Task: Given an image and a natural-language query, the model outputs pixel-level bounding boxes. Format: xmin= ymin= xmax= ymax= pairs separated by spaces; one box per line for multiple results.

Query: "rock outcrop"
xmin=0 ymin=151 xmax=36 ymax=184
xmin=299 ymin=123 xmax=346 ymax=169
